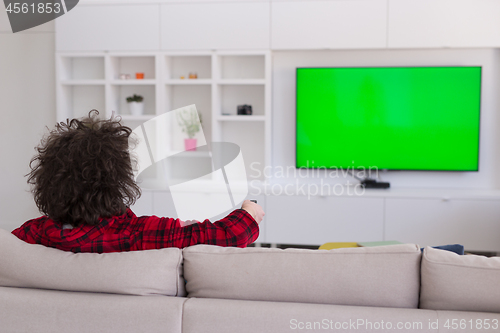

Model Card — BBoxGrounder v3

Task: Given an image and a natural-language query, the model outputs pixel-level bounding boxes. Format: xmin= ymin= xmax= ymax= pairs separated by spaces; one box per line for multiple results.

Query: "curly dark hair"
xmin=27 ymin=110 xmax=141 ymax=227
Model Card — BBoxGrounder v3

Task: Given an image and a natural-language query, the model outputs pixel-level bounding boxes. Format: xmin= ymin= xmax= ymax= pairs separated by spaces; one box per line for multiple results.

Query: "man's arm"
xmin=132 ymin=201 xmax=264 ymax=250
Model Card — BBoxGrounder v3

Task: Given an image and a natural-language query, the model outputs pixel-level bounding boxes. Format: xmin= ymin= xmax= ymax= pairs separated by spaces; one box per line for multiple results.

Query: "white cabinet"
xmin=161 ymin=3 xmax=270 ymax=50
xmin=56 ymin=5 xmax=160 ymax=51
xmin=265 ymin=195 xmax=384 ymax=245
xmin=387 ymin=0 xmax=445 ymax=48
xmin=271 ymin=0 xmax=387 ymax=50
xmin=444 ymin=0 xmax=500 ymax=48
xmin=388 ymin=0 xmax=500 ymax=48
xmin=385 ymin=198 xmax=500 ymax=252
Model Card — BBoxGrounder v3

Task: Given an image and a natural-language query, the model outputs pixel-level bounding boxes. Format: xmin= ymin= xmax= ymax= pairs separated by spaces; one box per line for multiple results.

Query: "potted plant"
xmin=177 ymin=108 xmax=202 ymax=151
xmin=126 ymin=94 xmax=144 ymax=116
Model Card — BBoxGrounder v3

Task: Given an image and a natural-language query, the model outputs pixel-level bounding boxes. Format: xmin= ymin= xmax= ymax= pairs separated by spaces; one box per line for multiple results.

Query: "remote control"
xmin=250 ymin=200 xmax=257 ymax=204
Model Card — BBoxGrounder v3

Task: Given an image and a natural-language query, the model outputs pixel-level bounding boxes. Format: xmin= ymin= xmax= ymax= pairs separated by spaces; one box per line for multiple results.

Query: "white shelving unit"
xmin=56 ymin=50 xmax=271 ymax=184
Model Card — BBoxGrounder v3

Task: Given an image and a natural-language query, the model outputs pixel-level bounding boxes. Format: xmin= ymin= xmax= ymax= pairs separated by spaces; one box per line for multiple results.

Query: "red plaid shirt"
xmin=11 ymin=208 xmax=259 ymax=253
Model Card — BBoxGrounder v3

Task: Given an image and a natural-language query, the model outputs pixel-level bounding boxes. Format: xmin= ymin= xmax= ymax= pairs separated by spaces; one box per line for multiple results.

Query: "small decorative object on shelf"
xmin=136 ymin=72 xmax=144 ymax=80
xmin=237 ymin=104 xmax=253 ymax=115
xmin=188 ymin=72 xmax=198 ymax=79
xmin=180 ymin=75 xmax=185 ymax=79
xmin=119 ymin=74 xmax=131 ymax=80
xmin=126 ymin=94 xmax=144 ymax=116
xmin=177 ymin=108 xmax=202 ymax=151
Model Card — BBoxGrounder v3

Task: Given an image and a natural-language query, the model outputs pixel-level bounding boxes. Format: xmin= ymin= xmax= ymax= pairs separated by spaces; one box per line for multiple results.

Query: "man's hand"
xmin=241 ymin=200 xmax=265 ymax=225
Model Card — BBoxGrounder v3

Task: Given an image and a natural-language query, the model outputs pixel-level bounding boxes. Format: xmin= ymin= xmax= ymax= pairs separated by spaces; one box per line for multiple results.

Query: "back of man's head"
xmin=27 ymin=110 xmax=141 ymax=227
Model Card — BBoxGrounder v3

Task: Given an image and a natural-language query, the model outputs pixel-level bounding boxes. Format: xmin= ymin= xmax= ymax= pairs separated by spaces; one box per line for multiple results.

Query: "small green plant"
xmin=126 ymin=94 xmax=144 ymax=103
xmin=177 ymin=108 xmax=202 ymax=139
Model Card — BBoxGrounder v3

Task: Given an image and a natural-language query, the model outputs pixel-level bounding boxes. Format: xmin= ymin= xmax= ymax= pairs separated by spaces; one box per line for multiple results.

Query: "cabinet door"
xmin=161 ymin=3 xmax=270 ymax=50
xmin=271 ymin=0 xmax=387 ymax=50
xmin=385 ymin=198 xmax=500 ymax=252
xmin=444 ymin=0 xmax=500 ymax=47
xmin=388 ymin=0 xmax=500 ymax=48
xmin=266 ymin=195 xmax=384 ymax=245
xmin=388 ymin=0 xmax=445 ymax=48
xmin=56 ymin=5 xmax=160 ymax=51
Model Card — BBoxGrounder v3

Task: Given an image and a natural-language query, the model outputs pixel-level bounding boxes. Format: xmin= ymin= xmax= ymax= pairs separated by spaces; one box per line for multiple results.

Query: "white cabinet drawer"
xmin=385 ymin=198 xmax=500 ymax=252
xmin=266 ymin=195 xmax=384 ymax=245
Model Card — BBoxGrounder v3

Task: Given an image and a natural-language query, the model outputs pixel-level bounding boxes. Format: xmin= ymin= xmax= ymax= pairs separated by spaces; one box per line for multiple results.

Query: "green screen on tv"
xmin=296 ymin=66 xmax=481 ymax=171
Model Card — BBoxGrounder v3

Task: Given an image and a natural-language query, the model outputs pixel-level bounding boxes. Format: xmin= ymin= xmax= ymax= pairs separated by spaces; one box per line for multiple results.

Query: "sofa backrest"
xmin=420 ymin=246 xmax=500 ymax=313
xmin=0 ymin=229 xmax=185 ymax=296
xmin=183 ymin=243 xmax=422 ymax=308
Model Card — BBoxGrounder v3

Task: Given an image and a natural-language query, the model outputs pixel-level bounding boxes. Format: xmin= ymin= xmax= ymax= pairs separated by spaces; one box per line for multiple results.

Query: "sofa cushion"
xmin=0 ymin=286 xmax=186 ymax=333
xmin=0 ymin=229 xmax=185 ymax=296
xmin=183 ymin=298 xmax=440 ymax=333
xmin=420 ymin=246 xmax=500 ymax=313
xmin=183 ymin=243 xmax=421 ymax=308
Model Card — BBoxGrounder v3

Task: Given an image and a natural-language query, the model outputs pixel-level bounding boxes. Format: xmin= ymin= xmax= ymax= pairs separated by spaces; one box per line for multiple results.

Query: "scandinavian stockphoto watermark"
xmin=247 ymin=162 xmax=380 ymax=199
xmin=3 ymin=0 xmax=79 ymax=33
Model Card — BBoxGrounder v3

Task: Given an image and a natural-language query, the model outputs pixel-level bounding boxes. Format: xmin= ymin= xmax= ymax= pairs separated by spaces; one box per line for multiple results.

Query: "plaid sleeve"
xmin=130 ymin=209 xmax=259 ymax=250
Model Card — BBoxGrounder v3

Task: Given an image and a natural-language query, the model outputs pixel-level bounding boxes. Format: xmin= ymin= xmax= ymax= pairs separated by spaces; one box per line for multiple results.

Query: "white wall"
xmin=271 ymin=48 xmax=500 ymax=189
xmin=0 ymin=7 xmax=56 ymax=231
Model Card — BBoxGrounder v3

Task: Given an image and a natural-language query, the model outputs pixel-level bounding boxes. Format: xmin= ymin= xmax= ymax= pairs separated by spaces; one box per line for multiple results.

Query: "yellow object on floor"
xmin=318 ymin=242 xmax=359 ymax=250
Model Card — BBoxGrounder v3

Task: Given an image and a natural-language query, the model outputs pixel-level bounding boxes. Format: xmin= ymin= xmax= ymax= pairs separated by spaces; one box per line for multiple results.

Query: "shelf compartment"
xmin=59 ymin=56 xmax=105 ymax=81
xmin=220 ymin=55 xmax=265 ymax=79
xmin=60 ymin=85 xmax=106 ymax=119
xmin=165 ymin=55 xmax=212 ymax=80
xmin=219 ymin=85 xmax=265 ymax=116
xmin=109 ymin=56 xmax=156 ymax=80
xmin=221 ymin=121 xmax=265 ymax=181
xmin=165 ymin=84 xmax=212 ymax=152
xmin=110 ymin=84 xmax=156 ymax=117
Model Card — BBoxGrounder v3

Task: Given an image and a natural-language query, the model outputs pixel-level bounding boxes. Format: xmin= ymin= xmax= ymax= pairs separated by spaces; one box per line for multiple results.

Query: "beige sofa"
xmin=1 ymin=229 xmax=499 ymax=333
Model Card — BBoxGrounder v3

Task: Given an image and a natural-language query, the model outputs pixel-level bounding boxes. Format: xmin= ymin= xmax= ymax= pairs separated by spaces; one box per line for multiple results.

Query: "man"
xmin=12 ymin=110 xmax=264 ymax=253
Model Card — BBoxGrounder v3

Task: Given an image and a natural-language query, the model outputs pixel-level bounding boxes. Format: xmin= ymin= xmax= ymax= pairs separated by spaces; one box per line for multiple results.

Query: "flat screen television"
xmin=296 ymin=66 xmax=482 ymax=171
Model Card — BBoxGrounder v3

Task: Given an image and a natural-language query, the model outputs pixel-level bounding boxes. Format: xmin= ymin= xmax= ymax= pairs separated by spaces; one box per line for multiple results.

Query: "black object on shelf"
xmin=360 ymin=178 xmax=390 ymax=189
xmin=237 ymin=104 xmax=252 ymax=115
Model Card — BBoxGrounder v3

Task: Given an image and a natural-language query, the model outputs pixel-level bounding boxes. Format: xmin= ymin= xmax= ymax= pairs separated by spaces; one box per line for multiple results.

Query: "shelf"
xmin=61 ymin=80 xmax=105 ymax=85
xmin=110 ymin=85 xmax=156 ymax=117
xmin=57 ymin=51 xmax=270 ymax=185
xmin=217 ymin=115 xmax=266 ymax=122
xmin=109 ymin=56 xmax=156 ymax=80
xmin=165 ymin=55 xmax=211 ymax=80
xmin=60 ymin=85 xmax=106 ymax=119
xmin=220 ymin=85 xmax=265 ymax=116
xmin=217 ymin=79 xmax=266 ymax=85
xmin=59 ymin=56 xmax=105 ymax=81
xmin=110 ymin=80 xmax=157 ymax=85
xmin=219 ymin=55 xmax=265 ymax=80
xmin=165 ymin=79 xmax=212 ymax=85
